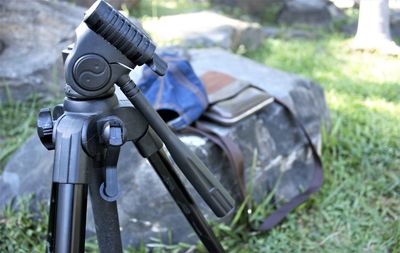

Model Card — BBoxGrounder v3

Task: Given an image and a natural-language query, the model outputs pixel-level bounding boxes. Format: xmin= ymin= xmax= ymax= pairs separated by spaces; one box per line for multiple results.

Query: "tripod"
xmin=36 ymin=1 xmax=235 ymax=252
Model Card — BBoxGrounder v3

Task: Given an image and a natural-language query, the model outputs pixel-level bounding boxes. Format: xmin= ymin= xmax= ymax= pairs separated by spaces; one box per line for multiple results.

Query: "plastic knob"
xmin=37 ymin=108 xmax=55 ymax=150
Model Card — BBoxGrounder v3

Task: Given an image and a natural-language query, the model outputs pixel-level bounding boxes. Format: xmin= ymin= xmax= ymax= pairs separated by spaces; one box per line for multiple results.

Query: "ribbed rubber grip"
xmin=84 ymin=0 xmax=167 ymax=75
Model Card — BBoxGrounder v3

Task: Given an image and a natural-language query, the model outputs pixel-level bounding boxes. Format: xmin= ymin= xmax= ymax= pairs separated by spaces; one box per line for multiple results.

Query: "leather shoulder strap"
xmin=257 ymin=97 xmax=323 ymax=231
xmin=181 ymin=124 xmax=247 ymax=201
xmin=181 ymin=97 xmax=323 ymax=231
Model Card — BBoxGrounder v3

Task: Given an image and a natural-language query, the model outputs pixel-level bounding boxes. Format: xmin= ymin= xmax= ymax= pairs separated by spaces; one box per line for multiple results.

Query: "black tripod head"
xmin=63 ymin=0 xmax=166 ymax=99
xmin=61 ymin=0 xmax=235 ymax=218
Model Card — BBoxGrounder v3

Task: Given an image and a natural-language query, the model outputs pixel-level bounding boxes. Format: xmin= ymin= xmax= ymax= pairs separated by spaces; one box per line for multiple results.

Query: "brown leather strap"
xmin=181 ymin=96 xmax=323 ymax=232
xmin=181 ymin=79 xmax=323 ymax=232
xmin=257 ymin=97 xmax=323 ymax=231
xmin=182 ymin=124 xmax=247 ymax=201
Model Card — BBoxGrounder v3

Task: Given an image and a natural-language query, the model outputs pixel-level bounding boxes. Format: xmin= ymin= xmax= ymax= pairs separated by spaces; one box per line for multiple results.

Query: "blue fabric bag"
xmin=137 ymin=52 xmax=208 ymax=130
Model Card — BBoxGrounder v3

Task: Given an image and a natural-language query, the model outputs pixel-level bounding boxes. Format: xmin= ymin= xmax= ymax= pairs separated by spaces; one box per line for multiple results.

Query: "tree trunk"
xmin=353 ymin=0 xmax=400 ymax=54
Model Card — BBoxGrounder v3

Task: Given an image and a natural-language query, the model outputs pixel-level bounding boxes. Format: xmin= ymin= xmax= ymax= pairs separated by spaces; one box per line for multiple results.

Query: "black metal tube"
xmin=54 ymin=183 xmax=88 ymax=253
xmin=46 ymin=183 xmax=58 ymax=253
xmin=148 ymin=150 xmax=225 ymax=253
xmin=117 ymin=75 xmax=235 ymax=218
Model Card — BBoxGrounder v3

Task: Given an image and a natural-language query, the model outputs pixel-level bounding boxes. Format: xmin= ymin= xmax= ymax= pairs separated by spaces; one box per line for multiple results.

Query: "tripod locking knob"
xmin=37 ymin=108 xmax=55 ymax=150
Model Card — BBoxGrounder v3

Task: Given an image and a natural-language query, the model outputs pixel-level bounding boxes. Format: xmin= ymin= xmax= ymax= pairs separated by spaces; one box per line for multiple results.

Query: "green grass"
xmin=0 ymin=97 xmax=53 ymax=171
xmin=0 ymin=195 xmax=48 ymax=252
xmin=2 ymin=34 xmax=399 ymax=252
xmin=1 ymin=3 xmax=400 ymax=252
xmin=243 ymin=34 xmax=400 ymax=252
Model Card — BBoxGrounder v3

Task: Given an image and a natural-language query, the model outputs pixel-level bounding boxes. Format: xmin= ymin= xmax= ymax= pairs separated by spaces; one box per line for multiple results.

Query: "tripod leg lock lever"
xmin=100 ymin=121 xmax=123 ymax=202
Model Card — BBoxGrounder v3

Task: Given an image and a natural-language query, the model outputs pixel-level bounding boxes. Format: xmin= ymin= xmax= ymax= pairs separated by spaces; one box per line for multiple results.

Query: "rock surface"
xmin=0 ymin=48 xmax=329 ymax=247
xmin=210 ymin=0 xmax=343 ymax=26
xmin=391 ymin=10 xmax=400 ymax=38
xmin=143 ymin=11 xmax=264 ymax=50
xmin=262 ymin=26 xmax=321 ymax=39
xmin=210 ymin=0 xmax=284 ymax=19
xmin=71 ymin=0 xmax=141 ymax=9
xmin=277 ymin=0 xmax=343 ymax=26
xmin=0 ymin=0 xmax=84 ymax=102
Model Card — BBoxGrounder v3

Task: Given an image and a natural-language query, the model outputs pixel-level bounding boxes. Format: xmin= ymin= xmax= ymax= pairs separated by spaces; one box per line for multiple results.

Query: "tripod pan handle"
xmin=83 ymin=0 xmax=167 ymax=76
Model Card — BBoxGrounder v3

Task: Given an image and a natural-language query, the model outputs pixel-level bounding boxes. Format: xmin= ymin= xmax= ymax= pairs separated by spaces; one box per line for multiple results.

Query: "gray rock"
xmin=210 ymin=0 xmax=343 ymax=26
xmin=340 ymin=21 xmax=357 ymax=37
xmin=210 ymin=0 xmax=285 ymax=19
xmin=69 ymin=0 xmax=141 ymax=9
xmin=284 ymin=0 xmax=326 ymax=11
xmin=143 ymin=11 xmax=264 ymax=51
xmin=71 ymin=0 xmax=123 ymax=9
xmin=0 ymin=0 xmax=85 ymax=102
xmin=0 ymin=48 xmax=329 ymax=247
xmin=391 ymin=10 xmax=400 ymax=38
xmin=285 ymin=29 xmax=321 ymax=39
xmin=277 ymin=0 xmax=343 ymax=26
xmin=262 ymin=26 xmax=321 ymax=39
xmin=262 ymin=26 xmax=282 ymax=38
xmin=0 ymin=0 xmax=142 ymax=103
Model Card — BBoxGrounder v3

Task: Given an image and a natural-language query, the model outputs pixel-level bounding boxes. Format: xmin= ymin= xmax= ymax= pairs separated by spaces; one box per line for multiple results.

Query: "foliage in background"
xmin=127 ymin=0 xmax=210 ymax=18
xmin=245 ymin=34 xmax=400 ymax=252
xmin=0 ymin=97 xmax=51 ymax=172
xmin=0 ymin=195 xmax=47 ymax=252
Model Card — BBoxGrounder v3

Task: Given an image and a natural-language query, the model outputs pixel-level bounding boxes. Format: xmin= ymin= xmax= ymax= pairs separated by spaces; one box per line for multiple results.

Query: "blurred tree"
xmin=353 ymin=0 xmax=400 ymax=54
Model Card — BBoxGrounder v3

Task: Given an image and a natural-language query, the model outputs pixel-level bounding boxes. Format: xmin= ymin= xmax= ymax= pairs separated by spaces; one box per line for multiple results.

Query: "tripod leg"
xmin=46 ymin=183 xmax=58 ymax=253
xmin=148 ymin=150 xmax=225 ymax=253
xmin=88 ymin=164 xmax=123 ymax=253
xmin=47 ymin=183 xmax=88 ymax=253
